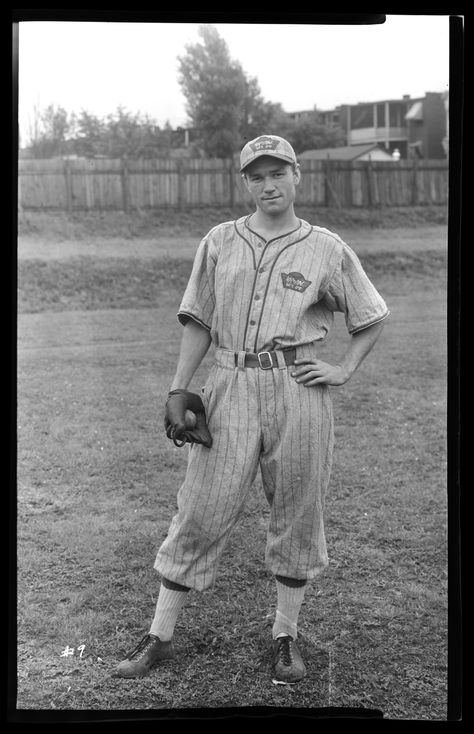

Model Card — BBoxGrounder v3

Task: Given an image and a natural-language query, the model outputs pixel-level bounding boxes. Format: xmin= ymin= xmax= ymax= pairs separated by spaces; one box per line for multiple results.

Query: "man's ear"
xmin=241 ymin=173 xmax=251 ymax=192
xmin=293 ymin=164 xmax=301 ymax=185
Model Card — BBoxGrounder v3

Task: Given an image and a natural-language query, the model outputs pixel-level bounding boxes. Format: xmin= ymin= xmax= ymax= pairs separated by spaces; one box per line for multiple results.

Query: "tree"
xmin=23 ymin=103 xmax=177 ymax=159
xmin=74 ymin=110 xmax=106 ymax=157
xmin=104 ymin=106 xmax=149 ymax=157
xmin=240 ymin=76 xmax=290 ymax=143
xmin=178 ymin=25 xmax=248 ymax=157
xmin=284 ymin=115 xmax=346 ymax=154
xmin=72 ymin=107 xmax=169 ymax=158
xmin=178 ymin=25 xmax=344 ymax=158
xmin=26 ymin=104 xmax=75 ymax=158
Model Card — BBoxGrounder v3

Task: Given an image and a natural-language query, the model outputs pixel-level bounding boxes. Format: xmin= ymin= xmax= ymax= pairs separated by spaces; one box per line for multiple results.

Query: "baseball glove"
xmin=164 ymin=389 xmax=213 ymax=449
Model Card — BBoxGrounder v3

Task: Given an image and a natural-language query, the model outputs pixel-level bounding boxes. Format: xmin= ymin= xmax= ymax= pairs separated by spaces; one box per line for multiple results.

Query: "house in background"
xmin=333 ymin=96 xmax=410 ymax=157
xmin=290 ymin=90 xmax=448 ymax=159
xmin=298 ymin=143 xmax=394 ymax=162
xmin=337 ymin=92 xmax=448 ymax=159
xmin=403 ymin=92 xmax=448 ymax=159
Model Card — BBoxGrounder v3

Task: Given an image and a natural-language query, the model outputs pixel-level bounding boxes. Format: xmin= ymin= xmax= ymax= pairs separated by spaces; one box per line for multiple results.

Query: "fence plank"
xmin=64 ymin=160 xmax=72 ymax=214
xmin=121 ymin=157 xmax=130 ymax=213
xmin=412 ymin=157 xmax=419 ymax=206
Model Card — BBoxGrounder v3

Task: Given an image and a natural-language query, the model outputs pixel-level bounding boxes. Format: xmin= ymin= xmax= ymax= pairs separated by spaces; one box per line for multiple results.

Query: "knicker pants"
xmin=154 ymin=345 xmax=334 ymax=591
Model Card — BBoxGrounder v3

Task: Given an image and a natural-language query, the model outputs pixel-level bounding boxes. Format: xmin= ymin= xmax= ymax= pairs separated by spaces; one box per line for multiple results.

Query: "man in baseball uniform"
xmin=115 ymin=134 xmax=389 ymax=683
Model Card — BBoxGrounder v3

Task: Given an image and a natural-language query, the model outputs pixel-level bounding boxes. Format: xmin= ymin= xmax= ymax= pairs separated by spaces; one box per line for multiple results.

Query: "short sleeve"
xmin=323 ymin=244 xmax=390 ymax=334
xmin=177 ymin=233 xmax=218 ymax=330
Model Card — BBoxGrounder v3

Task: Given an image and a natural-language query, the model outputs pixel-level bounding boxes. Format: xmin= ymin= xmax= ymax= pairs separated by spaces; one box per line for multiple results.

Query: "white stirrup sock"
xmin=149 ymin=584 xmax=189 ymax=641
xmin=272 ymin=579 xmax=307 ymax=640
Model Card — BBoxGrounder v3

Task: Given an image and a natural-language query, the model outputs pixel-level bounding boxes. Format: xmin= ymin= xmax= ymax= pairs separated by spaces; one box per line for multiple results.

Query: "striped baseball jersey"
xmin=178 ymin=216 xmax=389 ymax=352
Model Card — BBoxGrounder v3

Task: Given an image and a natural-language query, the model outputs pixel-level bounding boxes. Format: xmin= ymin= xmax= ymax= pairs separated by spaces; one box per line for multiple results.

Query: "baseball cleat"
xmin=272 ymin=635 xmax=306 ymax=683
xmin=114 ymin=633 xmax=175 ymax=678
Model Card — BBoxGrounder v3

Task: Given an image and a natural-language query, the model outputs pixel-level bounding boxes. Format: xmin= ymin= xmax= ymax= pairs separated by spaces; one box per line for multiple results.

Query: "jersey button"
xmin=254 ymin=295 xmax=260 ymax=300
xmin=259 ymin=267 xmax=265 ymax=273
xmin=250 ymin=320 xmax=256 ymax=326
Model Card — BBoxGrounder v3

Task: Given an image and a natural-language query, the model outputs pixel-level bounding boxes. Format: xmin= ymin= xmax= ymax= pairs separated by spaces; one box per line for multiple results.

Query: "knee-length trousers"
xmin=154 ymin=345 xmax=334 ymax=591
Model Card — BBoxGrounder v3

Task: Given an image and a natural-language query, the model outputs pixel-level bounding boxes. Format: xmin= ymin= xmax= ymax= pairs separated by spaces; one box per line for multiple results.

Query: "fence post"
xmin=121 ymin=155 xmax=130 ymax=212
xmin=64 ymin=159 xmax=73 ymax=214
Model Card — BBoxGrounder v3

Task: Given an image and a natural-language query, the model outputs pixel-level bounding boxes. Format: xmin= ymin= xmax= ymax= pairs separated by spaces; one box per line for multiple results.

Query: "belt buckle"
xmin=257 ymin=351 xmax=273 ymax=370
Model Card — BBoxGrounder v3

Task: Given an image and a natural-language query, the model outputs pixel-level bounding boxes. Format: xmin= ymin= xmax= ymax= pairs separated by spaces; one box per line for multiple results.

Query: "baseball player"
xmin=115 ymin=134 xmax=389 ymax=683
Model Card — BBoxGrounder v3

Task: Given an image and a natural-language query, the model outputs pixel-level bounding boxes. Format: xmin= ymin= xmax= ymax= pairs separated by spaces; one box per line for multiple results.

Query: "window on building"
xmin=351 ymin=104 xmax=374 ymax=129
xmin=376 ymin=103 xmax=386 ymax=128
xmin=389 ymin=103 xmax=409 ymax=128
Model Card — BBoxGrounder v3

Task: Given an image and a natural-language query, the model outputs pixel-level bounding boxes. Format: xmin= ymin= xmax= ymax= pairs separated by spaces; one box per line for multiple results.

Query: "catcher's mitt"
xmin=164 ymin=389 xmax=213 ymax=449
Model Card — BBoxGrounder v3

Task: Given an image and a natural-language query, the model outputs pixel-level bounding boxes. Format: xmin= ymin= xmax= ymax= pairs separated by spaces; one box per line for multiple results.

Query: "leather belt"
xmin=237 ymin=348 xmax=297 ymax=370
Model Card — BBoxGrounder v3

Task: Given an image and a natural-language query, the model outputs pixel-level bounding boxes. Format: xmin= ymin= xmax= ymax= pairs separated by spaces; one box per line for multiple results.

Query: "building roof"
xmin=298 ymin=144 xmax=391 ymax=161
xmin=344 ymin=96 xmax=423 ymax=107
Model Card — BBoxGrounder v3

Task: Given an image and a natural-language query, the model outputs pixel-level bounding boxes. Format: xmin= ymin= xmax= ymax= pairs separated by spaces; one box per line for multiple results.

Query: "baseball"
xmin=184 ymin=410 xmax=197 ymax=429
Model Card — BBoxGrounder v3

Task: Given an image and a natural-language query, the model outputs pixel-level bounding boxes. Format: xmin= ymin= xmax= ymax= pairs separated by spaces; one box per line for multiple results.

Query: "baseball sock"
xmin=272 ymin=575 xmax=307 ymax=640
xmin=149 ymin=578 xmax=190 ymax=641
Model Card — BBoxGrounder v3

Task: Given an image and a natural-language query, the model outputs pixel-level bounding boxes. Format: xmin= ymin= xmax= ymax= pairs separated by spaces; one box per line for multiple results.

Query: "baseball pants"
xmin=155 ymin=344 xmax=334 ymax=591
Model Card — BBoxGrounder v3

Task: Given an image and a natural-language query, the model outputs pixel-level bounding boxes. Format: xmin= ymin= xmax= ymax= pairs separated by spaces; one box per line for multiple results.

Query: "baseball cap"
xmin=240 ymin=135 xmax=297 ymax=172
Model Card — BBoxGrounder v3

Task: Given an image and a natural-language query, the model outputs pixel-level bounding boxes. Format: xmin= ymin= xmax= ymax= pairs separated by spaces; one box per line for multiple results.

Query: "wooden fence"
xmin=18 ymin=157 xmax=449 ymax=211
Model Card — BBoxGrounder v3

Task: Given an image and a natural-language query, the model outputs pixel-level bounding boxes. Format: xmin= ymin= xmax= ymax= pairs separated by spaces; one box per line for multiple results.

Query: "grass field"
xmin=15 ymin=210 xmax=448 ymax=719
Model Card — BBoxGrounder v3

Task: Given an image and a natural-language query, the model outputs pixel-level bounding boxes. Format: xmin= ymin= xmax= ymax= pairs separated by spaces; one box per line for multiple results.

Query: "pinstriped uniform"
xmin=155 ymin=216 xmax=389 ymax=591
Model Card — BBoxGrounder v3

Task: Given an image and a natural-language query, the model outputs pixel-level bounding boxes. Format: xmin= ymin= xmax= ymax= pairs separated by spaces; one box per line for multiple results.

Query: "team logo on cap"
xmin=281 ymin=272 xmax=312 ymax=292
xmin=250 ymin=136 xmax=280 ymax=152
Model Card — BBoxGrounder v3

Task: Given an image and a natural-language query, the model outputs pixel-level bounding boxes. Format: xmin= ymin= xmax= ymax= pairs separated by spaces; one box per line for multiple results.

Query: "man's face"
xmin=243 ymin=156 xmax=301 ymax=216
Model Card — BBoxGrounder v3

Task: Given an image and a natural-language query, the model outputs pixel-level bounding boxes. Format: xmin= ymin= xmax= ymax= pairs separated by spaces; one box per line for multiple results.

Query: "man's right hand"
xmin=164 ymin=389 xmax=212 ymax=448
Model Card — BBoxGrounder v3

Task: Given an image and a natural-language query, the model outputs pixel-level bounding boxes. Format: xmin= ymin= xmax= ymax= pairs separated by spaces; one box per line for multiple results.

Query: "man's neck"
xmin=249 ymin=210 xmax=300 ymax=238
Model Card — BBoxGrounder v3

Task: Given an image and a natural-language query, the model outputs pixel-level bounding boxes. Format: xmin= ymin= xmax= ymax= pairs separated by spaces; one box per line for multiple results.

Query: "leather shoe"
xmin=114 ymin=633 xmax=175 ymax=678
xmin=273 ymin=635 xmax=306 ymax=682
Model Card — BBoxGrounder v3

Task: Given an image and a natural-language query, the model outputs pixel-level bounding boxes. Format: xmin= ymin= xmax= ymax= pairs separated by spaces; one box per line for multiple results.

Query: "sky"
xmin=16 ymin=15 xmax=451 ymax=146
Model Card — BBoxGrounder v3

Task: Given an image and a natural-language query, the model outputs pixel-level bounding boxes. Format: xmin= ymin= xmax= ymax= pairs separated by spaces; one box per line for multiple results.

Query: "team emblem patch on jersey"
xmin=250 ymin=136 xmax=280 ymax=152
xmin=281 ymin=272 xmax=312 ymax=292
